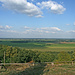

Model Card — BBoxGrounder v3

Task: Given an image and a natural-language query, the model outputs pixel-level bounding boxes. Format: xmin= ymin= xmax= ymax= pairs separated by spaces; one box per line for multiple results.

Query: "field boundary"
xmin=0 ymin=61 xmax=75 ymax=66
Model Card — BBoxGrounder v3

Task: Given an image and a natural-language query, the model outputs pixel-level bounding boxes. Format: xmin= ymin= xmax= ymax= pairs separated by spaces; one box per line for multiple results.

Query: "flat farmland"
xmin=0 ymin=39 xmax=75 ymax=52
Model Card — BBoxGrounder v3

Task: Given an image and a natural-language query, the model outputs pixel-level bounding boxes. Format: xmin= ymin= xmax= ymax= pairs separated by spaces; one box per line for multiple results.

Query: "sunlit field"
xmin=0 ymin=39 xmax=75 ymax=52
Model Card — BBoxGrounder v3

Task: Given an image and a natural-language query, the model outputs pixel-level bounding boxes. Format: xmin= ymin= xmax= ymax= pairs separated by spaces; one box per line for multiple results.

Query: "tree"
xmin=72 ymin=50 xmax=75 ymax=61
xmin=33 ymin=51 xmax=41 ymax=62
xmin=19 ymin=49 xmax=35 ymax=63
xmin=56 ymin=51 xmax=72 ymax=61
xmin=6 ymin=46 xmax=13 ymax=63
xmin=39 ymin=52 xmax=55 ymax=62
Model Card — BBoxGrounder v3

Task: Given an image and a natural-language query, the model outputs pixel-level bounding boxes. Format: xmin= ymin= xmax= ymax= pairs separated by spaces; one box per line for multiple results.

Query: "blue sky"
xmin=0 ymin=0 xmax=75 ymax=38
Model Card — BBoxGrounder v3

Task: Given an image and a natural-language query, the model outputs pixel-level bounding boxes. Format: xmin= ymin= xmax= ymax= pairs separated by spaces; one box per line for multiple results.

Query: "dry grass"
xmin=0 ymin=63 xmax=75 ymax=75
xmin=60 ymin=42 xmax=75 ymax=44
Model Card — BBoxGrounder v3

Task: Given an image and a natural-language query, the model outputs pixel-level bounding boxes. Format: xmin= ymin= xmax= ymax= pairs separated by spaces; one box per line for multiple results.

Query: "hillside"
xmin=0 ymin=63 xmax=75 ymax=75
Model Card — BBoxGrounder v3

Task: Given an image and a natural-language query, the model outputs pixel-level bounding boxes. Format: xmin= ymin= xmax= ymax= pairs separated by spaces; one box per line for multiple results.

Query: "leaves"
xmin=57 ymin=51 xmax=72 ymax=61
xmin=72 ymin=50 xmax=75 ymax=61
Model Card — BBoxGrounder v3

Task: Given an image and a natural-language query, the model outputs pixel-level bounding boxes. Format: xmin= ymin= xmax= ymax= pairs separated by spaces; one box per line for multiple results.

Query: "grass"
xmin=0 ymin=63 xmax=75 ymax=75
xmin=0 ymin=41 xmax=75 ymax=52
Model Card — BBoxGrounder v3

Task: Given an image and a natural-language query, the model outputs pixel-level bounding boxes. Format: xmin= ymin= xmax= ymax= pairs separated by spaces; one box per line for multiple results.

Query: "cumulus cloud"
xmin=67 ymin=30 xmax=75 ymax=33
xmin=74 ymin=22 xmax=75 ymax=25
xmin=50 ymin=27 xmax=61 ymax=31
xmin=0 ymin=26 xmax=17 ymax=34
xmin=5 ymin=25 xmax=12 ymax=29
xmin=0 ymin=26 xmax=75 ymax=38
xmin=0 ymin=26 xmax=3 ymax=29
xmin=35 ymin=15 xmax=44 ymax=18
xmin=31 ymin=0 xmax=34 ymax=2
xmin=6 ymin=30 xmax=17 ymax=33
xmin=41 ymin=27 xmax=61 ymax=31
xmin=37 ymin=0 xmax=66 ymax=14
xmin=0 ymin=0 xmax=42 ymax=17
xmin=0 ymin=25 xmax=14 ymax=33
xmin=24 ymin=26 xmax=30 ymax=29
xmin=23 ymin=26 xmax=61 ymax=34
xmin=0 ymin=0 xmax=66 ymax=17
xmin=0 ymin=25 xmax=12 ymax=29
xmin=66 ymin=24 xmax=70 ymax=25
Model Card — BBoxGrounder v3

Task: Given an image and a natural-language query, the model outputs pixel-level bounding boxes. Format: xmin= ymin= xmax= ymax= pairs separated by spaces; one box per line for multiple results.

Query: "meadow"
xmin=0 ymin=39 xmax=75 ymax=52
xmin=0 ymin=63 xmax=75 ymax=75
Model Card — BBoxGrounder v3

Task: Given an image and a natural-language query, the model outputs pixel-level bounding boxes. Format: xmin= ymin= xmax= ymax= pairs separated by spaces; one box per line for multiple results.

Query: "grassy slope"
xmin=0 ymin=63 xmax=75 ymax=75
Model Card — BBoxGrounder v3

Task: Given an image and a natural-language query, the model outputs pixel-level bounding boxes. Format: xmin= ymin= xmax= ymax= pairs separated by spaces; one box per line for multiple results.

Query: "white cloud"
xmin=0 ymin=25 xmax=13 ymax=34
xmin=35 ymin=15 xmax=44 ymax=18
xmin=74 ymin=22 xmax=75 ymax=25
xmin=5 ymin=25 xmax=12 ymax=29
xmin=0 ymin=26 xmax=3 ymax=29
xmin=41 ymin=27 xmax=61 ymax=31
xmin=50 ymin=27 xmax=61 ymax=31
xmin=31 ymin=0 xmax=34 ymax=2
xmin=66 ymin=24 xmax=70 ymax=25
xmin=0 ymin=0 xmax=66 ymax=17
xmin=0 ymin=0 xmax=43 ymax=17
xmin=24 ymin=26 xmax=30 ymax=29
xmin=37 ymin=0 xmax=66 ymax=14
xmin=0 ymin=25 xmax=17 ymax=33
xmin=0 ymin=25 xmax=12 ymax=29
xmin=0 ymin=26 xmax=75 ymax=38
xmin=67 ymin=30 xmax=75 ymax=33
xmin=23 ymin=26 xmax=61 ymax=34
xmin=0 ymin=29 xmax=17 ymax=33
xmin=6 ymin=30 xmax=17 ymax=33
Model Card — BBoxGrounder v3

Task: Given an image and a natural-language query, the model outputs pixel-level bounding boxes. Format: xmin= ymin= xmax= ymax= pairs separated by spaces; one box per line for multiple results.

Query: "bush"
xmin=56 ymin=51 xmax=72 ymax=62
xmin=38 ymin=52 xmax=55 ymax=62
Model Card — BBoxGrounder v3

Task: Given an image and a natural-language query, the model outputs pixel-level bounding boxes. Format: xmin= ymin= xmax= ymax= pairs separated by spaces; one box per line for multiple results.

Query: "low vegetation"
xmin=0 ymin=63 xmax=75 ymax=75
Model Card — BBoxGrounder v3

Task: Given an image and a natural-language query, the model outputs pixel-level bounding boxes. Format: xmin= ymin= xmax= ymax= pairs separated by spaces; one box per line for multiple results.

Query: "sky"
xmin=0 ymin=0 xmax=75 ymax=38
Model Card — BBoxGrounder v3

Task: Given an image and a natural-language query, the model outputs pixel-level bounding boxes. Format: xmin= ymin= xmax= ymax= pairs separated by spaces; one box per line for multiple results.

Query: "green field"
xmin=0 ymin=39 xmax=75 ymax=52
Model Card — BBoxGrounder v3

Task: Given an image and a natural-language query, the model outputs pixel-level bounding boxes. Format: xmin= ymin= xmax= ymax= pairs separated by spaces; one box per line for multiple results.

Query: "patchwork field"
xmin=0 ymin=39 xmax=75 ymax=52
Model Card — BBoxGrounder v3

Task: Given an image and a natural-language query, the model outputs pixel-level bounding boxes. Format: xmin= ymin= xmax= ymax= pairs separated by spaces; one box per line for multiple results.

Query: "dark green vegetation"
xmin=0 ymin=45 xmax=55 ymax=63
xmin=0 ymin=38 xmax=75 ymax=52
xmin=0 ymin=44 xmax=75 ymax=63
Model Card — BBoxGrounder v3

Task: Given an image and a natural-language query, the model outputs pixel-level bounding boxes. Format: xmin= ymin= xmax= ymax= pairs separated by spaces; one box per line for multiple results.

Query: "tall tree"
xmin=72 ymin=50 xmax=75 ymax=61
xmin=56 ymin=51 xmax=72 ymax=61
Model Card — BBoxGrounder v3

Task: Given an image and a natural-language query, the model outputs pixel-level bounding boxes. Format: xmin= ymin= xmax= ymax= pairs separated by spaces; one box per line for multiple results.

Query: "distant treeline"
xmin=0 ymin=39 xmax=75 ymax=43
xmin=0 ymin=44 xmax=75 ymax=63
xmin=10 ymin=41 xmax=59 ymax=43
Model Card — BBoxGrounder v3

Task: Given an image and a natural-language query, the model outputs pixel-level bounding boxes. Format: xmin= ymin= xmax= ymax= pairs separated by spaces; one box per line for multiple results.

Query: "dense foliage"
xmin=55 ymin=51 xmax=72 ymax=61
xmin=72 ymin=50 xmax=75 ymax=61
xmin=38 ymin=52 xmax=55 ymax=62
xmin=0 ymin=44 xmax=74 ymax=63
